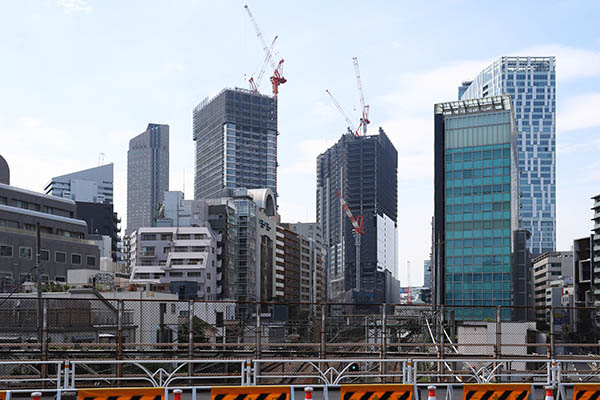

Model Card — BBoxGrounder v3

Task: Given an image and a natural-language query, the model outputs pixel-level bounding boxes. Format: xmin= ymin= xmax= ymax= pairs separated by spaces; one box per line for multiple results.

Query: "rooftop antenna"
xmin=98 ymin=152 xmax=105 ymax=166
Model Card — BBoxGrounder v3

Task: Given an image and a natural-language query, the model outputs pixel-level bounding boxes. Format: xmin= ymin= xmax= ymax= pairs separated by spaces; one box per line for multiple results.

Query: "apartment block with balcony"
xmin=592 ymin=194 xmax=600 ymax=304
xmin=532 ymin=251 xmax=573 ymax=326
xmin=129 ymin=226 xmax=221 ymax=300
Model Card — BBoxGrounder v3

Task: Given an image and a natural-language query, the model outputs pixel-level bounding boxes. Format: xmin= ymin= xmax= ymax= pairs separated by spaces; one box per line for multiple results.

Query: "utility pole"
xmin=36 ymin=222 xmax=42 ymax=341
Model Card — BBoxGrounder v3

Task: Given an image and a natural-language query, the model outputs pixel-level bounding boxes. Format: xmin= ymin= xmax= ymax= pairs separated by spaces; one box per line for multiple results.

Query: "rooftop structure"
xmin=45 ymin=163 xmax=114 ymax=204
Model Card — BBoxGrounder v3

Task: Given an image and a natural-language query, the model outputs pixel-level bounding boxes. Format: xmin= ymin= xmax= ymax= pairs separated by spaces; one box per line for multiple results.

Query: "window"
xmin=71 ymin=254 xmax=82 ymax=265
xmin=40 ymin=249 xmax=50 ymax=261
xmin=55 ymin=251 xmax=66 ymax=263
xmin=55 ymin=276 xmax=66 ymax=282
xmin=19 ymin=247 xmax=32 ymax=259
xmin=0 ymin=245 xmax=13 ymax=257
xmin=141 ymin=233 xmax=156 ymax=241
xmin=169 ymin=272 xmax=183 ymax=277
xmin=86 ymin=256 xmax=96 ymax=266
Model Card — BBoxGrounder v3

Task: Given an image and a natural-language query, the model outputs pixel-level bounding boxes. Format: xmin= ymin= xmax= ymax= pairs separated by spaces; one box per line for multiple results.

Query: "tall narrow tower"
xmin=460 ymin=57 xmax=556 ymax=256
xmin=127 ymin=123 xmax=169 ymax=234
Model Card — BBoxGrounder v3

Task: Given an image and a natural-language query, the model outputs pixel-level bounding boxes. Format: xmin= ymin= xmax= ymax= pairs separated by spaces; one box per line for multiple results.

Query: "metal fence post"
xmin=320 ymin=303 xmax=326 ymax=359
xmin=439 ymin=304 xmax=445 ymax=377
xmin=255 ymin=302 xmax=261 ymax=385
xmin=116 ymin=300 xmax=123 ymax=378
xmin=255 ymin=302 xmax=261 ymax=359
xmin=381 ymin=304 xmax=387 ymax=381
xmin=41 ymin=298 xmax=48 ymax=383
xmin=188 ymin=300 xmax=194 ymax=378
xmin=549 ymin=306 xmax=555 ymax=358
xmin=496 ymin=306 xmax=502 ymax=357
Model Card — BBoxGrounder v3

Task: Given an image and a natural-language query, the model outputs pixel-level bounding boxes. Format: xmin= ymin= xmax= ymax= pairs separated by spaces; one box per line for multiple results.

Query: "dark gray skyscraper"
xmin=127 ymin=123 xmax=169 ymax=235
xmin=192 ymin=88 xmax=277 ymax=199
xmin=317 ymin=129 xmax=398 ymax=303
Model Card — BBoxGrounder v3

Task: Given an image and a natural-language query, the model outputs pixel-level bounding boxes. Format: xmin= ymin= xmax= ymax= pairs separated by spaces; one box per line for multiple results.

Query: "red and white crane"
xmin=244 ymin=5 xmax=287 ymax=98
xmin=326 ymin=89 xmax=357 ymax=136
xmin=248 ymin=35 xmax=278 ymax=93
xmin=336 ymin=190 xmax=364 ymax=290
xmin=326 ymin=57 xmax=370 ymax=136
xmin=353 ymin=57 xmax=370 ymax=135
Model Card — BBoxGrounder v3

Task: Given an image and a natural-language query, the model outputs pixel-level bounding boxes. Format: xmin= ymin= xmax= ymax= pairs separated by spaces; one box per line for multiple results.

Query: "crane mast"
xmin=336 ymin=191 xmax=364 ymax=291
xmin=353 ymin=57 xmax=370 ymax=135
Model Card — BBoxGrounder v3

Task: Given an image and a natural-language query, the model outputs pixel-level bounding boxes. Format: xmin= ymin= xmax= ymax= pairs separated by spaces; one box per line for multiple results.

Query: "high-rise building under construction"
xmin=192 ymin=88 xmax=278 ymax=200
xmin=316 ymin=129 xmax=399 ymax=303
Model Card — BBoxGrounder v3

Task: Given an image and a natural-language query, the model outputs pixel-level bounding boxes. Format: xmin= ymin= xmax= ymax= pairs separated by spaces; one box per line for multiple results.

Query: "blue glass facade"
xmin=460 ymin=57 xmax=556 ymax=256
xmin=434 ymin=96 xmax=517 ymax=320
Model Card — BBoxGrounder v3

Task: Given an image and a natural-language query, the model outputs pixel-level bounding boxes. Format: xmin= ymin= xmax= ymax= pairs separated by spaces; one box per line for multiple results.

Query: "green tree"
xmin=178 ymin=316 xmax=211 ymax=343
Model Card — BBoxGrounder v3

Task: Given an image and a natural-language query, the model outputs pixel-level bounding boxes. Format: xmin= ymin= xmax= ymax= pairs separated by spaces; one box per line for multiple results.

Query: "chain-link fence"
xmin=1 ymin=296 xmax=599 ymax=361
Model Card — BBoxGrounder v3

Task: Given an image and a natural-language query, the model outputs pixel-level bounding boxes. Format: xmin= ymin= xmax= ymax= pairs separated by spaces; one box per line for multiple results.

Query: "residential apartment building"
xmin=192 ymin=88 xmax=278 ymax=199
xmin=45 ymin=163 xmax=114 ymax=204
xmin=128 ymin=226 xmax=220 ymax=300
xmin=275 ymin=224 xmax=301 ymax=303
xmin=127 ymin=123 xmax=169 ymax=234
xmin=433 ymin=95 xmax=521 ymax=320
xmin=573 ymin=236 xmax=593 ymax=336
xmin=460 ymin=57 xmax=556 ymax=256
xmin=316 ymin=128 xmax=398 ymax=303
xmin=532 ymin=251 xmax=573 ymax=325
xmin=285 ymin=222 xmax=327 ymax=304
xmin=592 ymin=194 xmax=600 ymax=305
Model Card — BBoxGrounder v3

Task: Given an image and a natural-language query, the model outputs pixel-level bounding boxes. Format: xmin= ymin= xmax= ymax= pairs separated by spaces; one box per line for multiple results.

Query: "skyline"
xmin=2 ymin=1 xmax=600 ymax=286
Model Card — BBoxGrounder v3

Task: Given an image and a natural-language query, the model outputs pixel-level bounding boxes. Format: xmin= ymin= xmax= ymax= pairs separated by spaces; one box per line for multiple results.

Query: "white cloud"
xmin=381 ymin=58 xmax=493 ymax=116
xmin=558 ymin=92 xmax=600 ymax=132
xmin=518 ymin=44 xmax=600 ymax=81
xmin=378 ymin=43 xmax=600 ymax=283
xmin=279 ymin=138 xmax=332 ymax=176
xmin=56 ymin=0 xmax=92 ymax=13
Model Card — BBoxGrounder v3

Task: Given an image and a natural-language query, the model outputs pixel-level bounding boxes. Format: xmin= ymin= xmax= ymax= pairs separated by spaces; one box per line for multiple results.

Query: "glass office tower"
xmin=460 ymin=57 xmax=556 ymax=256
xmin=434 ymin=96 xmax=518 ymax=320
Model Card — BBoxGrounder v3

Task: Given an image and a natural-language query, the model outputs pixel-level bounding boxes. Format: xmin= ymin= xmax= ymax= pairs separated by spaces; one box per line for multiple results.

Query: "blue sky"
xmin=2 ymin=0 xmax=600 ymax=285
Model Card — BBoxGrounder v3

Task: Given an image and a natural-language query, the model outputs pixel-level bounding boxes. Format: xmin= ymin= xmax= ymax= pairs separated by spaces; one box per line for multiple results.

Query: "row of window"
xmin=446 ymin=246 xmax=510 ymax=256
xmin=447 ymin=237 xmax=511 ymax=248
xmin=446 ymin=255 xmax=511 ymax=265
xmin=0 ymin=244 xmax=95 ymax=265
xmin=140 ymin=233 xmax=210 ymax=241
xmin=447 ymin=272 xmax=511 ymax=281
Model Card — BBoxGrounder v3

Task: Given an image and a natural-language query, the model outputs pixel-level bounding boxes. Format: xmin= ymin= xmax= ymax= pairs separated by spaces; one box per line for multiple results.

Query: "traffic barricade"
xmin=211 ymin=385 xmax=290 ymax=400
xmin=341 ymin=384 xmax=414 ymax=400
xmin=463 ymin=384 xmax=531 ymax=400
xmin=573 ymin=384 xmax=600 ymax=400
xmin=78 ymin=387 xmax=164 ymax=400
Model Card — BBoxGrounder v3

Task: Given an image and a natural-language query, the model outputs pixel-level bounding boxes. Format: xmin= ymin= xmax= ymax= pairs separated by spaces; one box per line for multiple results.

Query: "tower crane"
xmin=326 ymin=90 xmax=357 ymax=136
xmin=244 ymin=5 xmax=287 ymax=97
xmin=335 ymin=190 xmax=364 ymax=291
xmin=352 ymin=57 xmax=370 ymax=135
xmin=248 ymin=36 xmax=278 ymax=92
